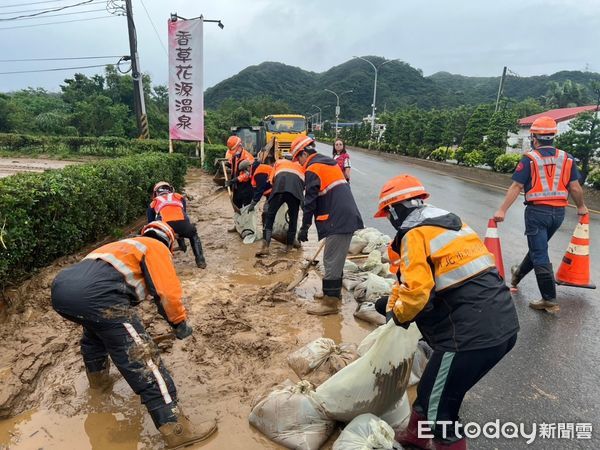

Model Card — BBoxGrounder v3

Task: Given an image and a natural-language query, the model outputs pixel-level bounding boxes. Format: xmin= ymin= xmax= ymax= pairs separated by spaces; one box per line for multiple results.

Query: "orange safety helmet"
xmin=290 ymin=136 xmax=315 ymax=161
xmin=530 ymin=116 xmax=557 ymax=136
xmin=226 ymin=135 xmax=242 ymax=151
xmin=152 ymin=181 xmax=173 ymax=198
xmin=374 ymin=174 xmax=430 ymax=218
xmin=141 ymin=221 xmax=176 ymax=252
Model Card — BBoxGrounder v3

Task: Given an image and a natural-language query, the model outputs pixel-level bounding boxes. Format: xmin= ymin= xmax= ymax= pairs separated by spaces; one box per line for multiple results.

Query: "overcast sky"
xmin=1 ymin=0 xmax=599 ymax=92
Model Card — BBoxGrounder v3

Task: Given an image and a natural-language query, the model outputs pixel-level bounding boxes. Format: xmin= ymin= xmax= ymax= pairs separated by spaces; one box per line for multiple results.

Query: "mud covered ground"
xmin=0 ymin=168 xmax=377 ymax=449
xmin=0 ymin=157 xmax=80 ymax=178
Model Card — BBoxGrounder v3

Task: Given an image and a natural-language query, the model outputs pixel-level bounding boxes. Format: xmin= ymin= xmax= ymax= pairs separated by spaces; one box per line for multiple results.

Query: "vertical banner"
xmin=168 ymin=18 xmax=203 ymax=141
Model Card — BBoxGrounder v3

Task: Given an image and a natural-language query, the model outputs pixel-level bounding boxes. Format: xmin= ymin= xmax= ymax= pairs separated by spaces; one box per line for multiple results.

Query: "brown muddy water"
xmin=0 ymin=169 xmax=381 ymax=449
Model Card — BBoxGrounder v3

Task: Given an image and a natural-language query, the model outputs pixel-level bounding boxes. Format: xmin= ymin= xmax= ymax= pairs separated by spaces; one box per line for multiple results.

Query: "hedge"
xmin=494 ymin=153 xmax=522 ymax=173
xmin=0 ymin=152 xmax=187 ymax=288
xmin=0 ymin=132 xmax=227 ymax=161
xmin=588 ymin=168 xmax=600 ymax=189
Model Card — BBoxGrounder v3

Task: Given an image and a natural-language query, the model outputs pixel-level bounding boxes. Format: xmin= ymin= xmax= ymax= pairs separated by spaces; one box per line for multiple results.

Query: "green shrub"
xmin=203 ymin=145 xmax=227 ymax=173
xmin=0 ymin=153 xmax=187 ymax=288
xmin=463 ymin=150 xmax=484 ymax=167
xmin=455 ymin=147 xmax=470 ymax=165
xmin=493 ymin=153 xmax=522 ymax=173
xmin=587 ymin=167 xmax=600 ymax=189
xmin=484 ymin=147 xmax=506 ymax=168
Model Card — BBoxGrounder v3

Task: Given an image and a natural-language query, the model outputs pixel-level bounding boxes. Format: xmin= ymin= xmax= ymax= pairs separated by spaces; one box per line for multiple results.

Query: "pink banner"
xmin=168 ymin=18 xmax=203 ymax=141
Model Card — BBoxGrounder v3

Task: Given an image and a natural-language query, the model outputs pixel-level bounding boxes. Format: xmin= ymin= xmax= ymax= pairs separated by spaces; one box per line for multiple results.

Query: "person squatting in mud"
xmin=373 ymin=174 xmax=520 ymax=450
xmin=148 ymin=181 xmax=207 ymax=269
xmin=50 ymin=221 xmax=217 ymax=449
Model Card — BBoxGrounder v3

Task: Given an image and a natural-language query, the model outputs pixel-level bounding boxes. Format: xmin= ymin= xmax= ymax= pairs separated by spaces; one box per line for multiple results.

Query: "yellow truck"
xmin=261 ymin=114 xmax=307 ymax=158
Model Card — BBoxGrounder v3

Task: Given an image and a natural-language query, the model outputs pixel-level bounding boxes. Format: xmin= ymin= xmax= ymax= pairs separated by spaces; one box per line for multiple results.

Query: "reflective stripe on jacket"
xmin=270 ymin=159 xmax=305 ymax=201
xmin=84 ymin=236 xmax=186 ymax=325
xmin=385 ymin=206 xmax=518 ymax=352
xmin=524 ymin=148 xmax=572 ymax=207
xmin=302 ymin=153 xmax=363 ymax=238
xmin=150 ymin=193 xmax=185 ymax=222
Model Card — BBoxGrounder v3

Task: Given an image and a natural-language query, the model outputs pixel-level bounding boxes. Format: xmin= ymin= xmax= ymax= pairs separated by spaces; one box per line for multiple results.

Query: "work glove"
xmin=247 ymin=201 xmax=258 ymax=212
xmin=225 ymin=178 xmax=238 ymax=188
xmin=297 ymin=226 xmax=309 ymax=242
xmin=174 ymin=321 xmax=193 ymax=340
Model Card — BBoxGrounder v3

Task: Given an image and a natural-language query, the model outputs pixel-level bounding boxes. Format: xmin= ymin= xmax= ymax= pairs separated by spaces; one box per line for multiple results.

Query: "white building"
xmin=507 ymin=105 xmax=600 ymax=154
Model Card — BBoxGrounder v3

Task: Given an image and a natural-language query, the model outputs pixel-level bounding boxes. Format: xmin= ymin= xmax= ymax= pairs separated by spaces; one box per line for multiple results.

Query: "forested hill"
xmin=205 ymin=57 xmax=600 ymax=120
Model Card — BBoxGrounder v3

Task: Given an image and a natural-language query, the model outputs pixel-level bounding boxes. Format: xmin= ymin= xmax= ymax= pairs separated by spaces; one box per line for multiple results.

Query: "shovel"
xmin=221 ymin=160 xmax=240 ymax=214
xmin=287 ymin=240 xmax=326 ymax=291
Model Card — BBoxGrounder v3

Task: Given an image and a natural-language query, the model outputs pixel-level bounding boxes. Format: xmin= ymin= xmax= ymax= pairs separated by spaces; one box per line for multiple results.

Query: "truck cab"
xmin=262 ymin=114 xmax=307 ymax=158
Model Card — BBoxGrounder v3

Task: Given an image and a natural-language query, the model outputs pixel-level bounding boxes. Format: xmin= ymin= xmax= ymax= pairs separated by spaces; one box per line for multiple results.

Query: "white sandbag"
xmin=380 ymin=393 xmax=411 ymax=430
xmin=271 ymin=202 xmax=290 ymax=244
xmin=344 ymin=259 xmax=360 ymax=274
xmin=349 ymin=235 xmax=369 ymax=255
xmin=354 ymin=227 xmax=380 ymax=239
xmin=354 ymin=279 xmax=368 ymax=302
xmin=364 ymin=235 xmax=391 ymax=254
xmin=249 ymin=380 xmax=335 ymax=450
xmin=365 ymin=273 xmax=395 ymax=302
xmin=287 ymin=338 xmax=359 ymax=386
xmin=409 ymin=341 xmax=433 ymax=386
xmin=354 ymin=302 xmax=385 ymax=326
xmin=315 ymin=322 xmax=421 ymax=423
xmin=333 ymin=414 xmax=397 ymax=450
xmin=343 ymin=272 xmax=370 ymax=291
xmin=361 ymin=250 xmax=383 ymax=272
xmin=234 ymin=209 xmax=258 ymax=244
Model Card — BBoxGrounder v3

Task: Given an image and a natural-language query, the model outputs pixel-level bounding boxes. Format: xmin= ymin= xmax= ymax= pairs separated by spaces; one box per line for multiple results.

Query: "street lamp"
xmin=311 ymin=105 xmax=322 ymax=130
xmin=353 ymin=56 xmax=398 ymax=135
xmin=324 ymin=88 xmax=353 ymax=137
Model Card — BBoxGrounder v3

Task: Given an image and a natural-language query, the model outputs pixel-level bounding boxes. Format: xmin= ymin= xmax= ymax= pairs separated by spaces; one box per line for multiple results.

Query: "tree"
xmin=462 ymin=104 xmax=493 ymax=151
xmin=423 ymin=110 xmax=445 ymax=149
xmin=545 ymin=80 xmax=590 ymax=108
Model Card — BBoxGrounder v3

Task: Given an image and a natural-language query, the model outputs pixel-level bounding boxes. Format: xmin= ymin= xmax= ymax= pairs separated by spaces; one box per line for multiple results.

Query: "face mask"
xmin=386 ymin=199 xmax=424 ymax=230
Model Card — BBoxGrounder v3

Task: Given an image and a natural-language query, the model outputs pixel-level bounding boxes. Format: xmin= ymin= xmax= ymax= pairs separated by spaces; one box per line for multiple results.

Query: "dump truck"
xmin=262 ymin=114 xmax=307 ymax=158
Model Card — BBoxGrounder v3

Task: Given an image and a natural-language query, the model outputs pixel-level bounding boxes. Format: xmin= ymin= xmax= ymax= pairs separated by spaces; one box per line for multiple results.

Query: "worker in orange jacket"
xmin=494 ymin=116 xmax=588 ymax=312
xmin=148 ymin=181 xmax=206 ymax=269
xmin=51 ymin=221 xmax=216 ymax=449
xmin=374 ymin=175 xmax=519 ymax=450
xmin=225 ymin=135 xmax=255 ymax=209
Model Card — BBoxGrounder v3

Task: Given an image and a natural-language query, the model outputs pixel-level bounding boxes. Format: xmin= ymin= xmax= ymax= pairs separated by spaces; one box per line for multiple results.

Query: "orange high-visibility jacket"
xmin=150 ymin=193 xmax=185 ymax=222
xmin=387 ymin=219 xmax=495 ymax=323
xmin=84 ymin=236 xmax=186 ymax=325
xmin=524 ymin=148 xmax=572 ymax=207
xmin=251 ymin=163 xmax=273 ymax=197
xmin=232 ymin=149 xmax=255 ymax=183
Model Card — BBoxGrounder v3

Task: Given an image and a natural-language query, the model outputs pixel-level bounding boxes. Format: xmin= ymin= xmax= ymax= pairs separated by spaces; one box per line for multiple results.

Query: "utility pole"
xmin=125 ymin=0 xmax=149 ymax=139
xmin=324 ymin=89 xmax=353 ymax=138
xmin=494 ymin=66 xmax=507 ymax=113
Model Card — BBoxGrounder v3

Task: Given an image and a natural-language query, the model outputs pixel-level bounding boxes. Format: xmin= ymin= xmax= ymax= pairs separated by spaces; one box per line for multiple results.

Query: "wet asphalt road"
xmin=317 ymin=142 xmax=600 ymax=449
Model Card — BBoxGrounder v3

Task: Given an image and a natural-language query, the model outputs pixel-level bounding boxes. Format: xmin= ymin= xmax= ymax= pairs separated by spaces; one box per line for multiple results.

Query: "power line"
xmin=0 ymin=63 xmax=112 ymax=75
xmin=0 ymin=15 xmax=118 ymax=31
xmin=9 ymin=8 xmax=108 ymax=21
xmin=0 ymin=0 xmax=104 ymax=16
xmin=139 ymin=0 xmax=166 ymax=55
xmin=0 ymin=55 xmax=125 ymax=62
xmin=0 ymin=0 xmax=74 ymax=9
xmin=0 ymin=0 xmax=94 ymax=21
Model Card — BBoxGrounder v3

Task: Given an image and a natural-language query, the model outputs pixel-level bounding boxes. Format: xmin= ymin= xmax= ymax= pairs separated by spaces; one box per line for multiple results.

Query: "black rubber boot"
xmin=190 ymin=235 xmax=206 ymax=269
xmin=511 ymin=253 xmax=533 ymax=289
xmin=176 ymin=238 xmax=187 ymax=253
xmin=285 ymin=231 xmax=297 ymax=252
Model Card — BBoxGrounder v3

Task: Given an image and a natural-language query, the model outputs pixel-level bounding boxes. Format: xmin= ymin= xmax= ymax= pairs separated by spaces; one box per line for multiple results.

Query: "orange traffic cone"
xmin=484 ymin=218 xmax=505 ymax=279
xmin=556 ymin=214 xmax=596 ymax=289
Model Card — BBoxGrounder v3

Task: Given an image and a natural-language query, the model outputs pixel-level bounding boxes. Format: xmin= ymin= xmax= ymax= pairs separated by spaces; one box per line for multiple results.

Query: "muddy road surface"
xmin=0 ymin=157 xmax=80 ymax=178
xmin=0 ymin=168 xmax=375 ymax=449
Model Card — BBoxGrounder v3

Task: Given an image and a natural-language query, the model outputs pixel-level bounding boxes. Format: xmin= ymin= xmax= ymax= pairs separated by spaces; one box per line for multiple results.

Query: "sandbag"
xmin=361 ymin=250 xmax=383 ymax=272
xmin=354 ymin=302 xmax=385 ymax=326
xmin=271 ymin=202 xmax=290 ymax=244
xmin=365 ymin=273 xmax=395 ymax=302
xmin=380 ymin=393 xmax=411 ymax=430
xmin=349 ymin=235 xmax=368 ymax=255
xmin=315 ymin=322 xmax=421 ymax=423
xmin=344 ymin=259 xmax=360 ymax=274
xmin=234 ymin=209 xmax=258 ymax=244
xmin=332 ymin=414 xmax=399 ymax=450
xmin=249 ymin=380 xmax=335 ymax=450
xmin=409 ymin=340 xmax=433 ymax=386
xmin=354 ymin=278 xmax=368 ymax=302
xmin=363 ymin=235 xmax=391 ymax=254
xmin=343 ymin=272 xmax=370 ymax=291
xmin=287 ymin=338 xmax=359 ymax=386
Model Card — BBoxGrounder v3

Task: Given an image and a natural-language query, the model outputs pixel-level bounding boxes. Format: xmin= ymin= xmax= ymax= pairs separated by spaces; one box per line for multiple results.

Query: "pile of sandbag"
xmin=354 ymin=273 xmax=395 ymax=303
xmin=271 ymin=202 xmax=290 ymax=244
xmin=287 ymin=338 xmax=359 ymax=386
xmin=349 ymin=228 xmax=392 ymax=256
xmin=333 ymin=413 xmax=402 ymax=450
xmin=315 ymin=322 xmax=421 ymax=422
xmin=248 ymin=380 xmax=336 ymax=450
xmin=354 ymin=301 xmax=385 ymax=326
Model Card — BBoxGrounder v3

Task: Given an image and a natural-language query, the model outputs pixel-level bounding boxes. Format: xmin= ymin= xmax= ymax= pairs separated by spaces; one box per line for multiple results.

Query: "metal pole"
xmin=495 ymin=66 xmax=507 ymax=113
xmin=125 ymin=0 xmax=148 ymax=139
xmin=372 ymin=68 xmax=378 ymax=135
